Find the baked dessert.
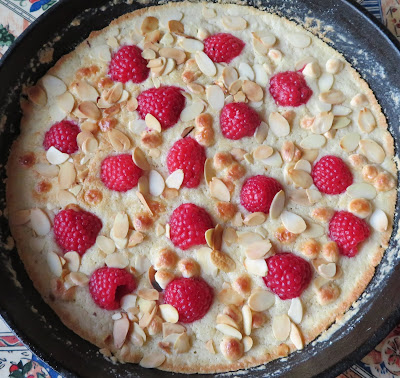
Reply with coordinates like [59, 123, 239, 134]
[6, 1, 397, 373]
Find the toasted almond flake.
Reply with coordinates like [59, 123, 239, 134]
[238, 63, 254, 81]
[213, 224, 223, 251]
[181, 126, 195, 138]
[187, 82, 204, 94]
[167, 19, 184, 33]
[206, 85, 225, 110]
[57, 190, 77, 207]
[109, 129, 131, 151]
[290, 323, 304, 350]
[133, 322, 147, 343]
[27, 85, 47, 106]
[359, 139, 385, 163]
[244, 153, 254, 164]
[358, 108, 376, 133]
[289, 169, 313, 189]
[223, 227, 237, 246]
[63, 251, 80, 272]
[132, 147, 151, 171]
[216, 324, 243, 340]
[73, 80, 99, 102]
[46, 146, 69, 165]
[245, 239, 272, 259]
[205, 340, 216, 354]
[147, 57, 165, 68]
[30, 208, 51, 236]
[162, 58, 176, 76]
[370, 209, 388, 232]
[294, 160, 311, 173]
[96, 235, 116, 254]
[149, 170, 165, 197]
[159, 47, 186, 65]
[159, 304, 179, 323]
[209, 178, 230, 202]
[254, 122, 269, 144]
[12, 209, 31, 226]
[351, 93, 369, 107]
[288, 33, 311, 48]
[332, 105, 352, 116]
[311, 112, 334, 134]
[195, 51, 216, 77]
[217, 314, 240, 329]
[243, 212, 266, 226]
[332, 116, 351, 130]
[162, 323, 186, 338]
[165, 169, 184, 190]
[272, 314, 291, 341]
[252, 64, 268, 87]
[318, 72, 334, 92]
[244, 258, 268, 276]
[239, 305, 252, 336]
[139, 352, 165, 369]
[42, 75, 66, 97]
[197, 246, 218, 276]
[248, 289, 275, 312]
[144, 113, 162, 132]
[262, 151, 283, 168]
[113, 212, 129, 239]
[180, 101, 205, 122]
[142, 48, 157, 60]
[303, 62, 321, 78]
[56, 91, 74, 113]
[120, 294, 137, 312]
[229, 79, 242, 95]
[252, 30, 276, 48]
[242, 336, 253, 353]
[35, 163, 59, 178]
[58, 162, 76, 189]
[141, 16, 158, 35]
[237, 231, 263, 246]
[105, 253, 129, 269]
[211, 249, 236, 273]
[267, 190, 285, 220]
[318, 262, 337, 278]
[306, 189, 322, 205]
[222, 66, 239, 88]
[319, 89, 345, 104]
[268, 112, 290, 137]
[340, 132, 360, 152]
[138, 288, 159, 301]
[326, 58, 344, 74]
[69, 272, 89, 286]
[346, 183, 376, 200]
[174, 332, 190, 353]
[181, 38, 204, 53]
[288, 298, 303, 324]
[82, 137, 98, 155]
[222, 16, 247, 31]
[281, 211, 306, 234]
[242, 80, 263, 102]
[47, 251, 62, 277]
[300, 134, 326, 149]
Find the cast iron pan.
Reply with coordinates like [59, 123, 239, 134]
[0, 0, 399, 376]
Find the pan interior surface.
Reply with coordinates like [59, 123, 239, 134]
[0, 1, 399, 377]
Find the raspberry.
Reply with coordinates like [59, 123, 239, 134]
[89, 267, 136, 310]
[137, 86, 185, 129]
[329, 211, 370, 257]
[169, 203, 213, 250]
[204, 33, 245, 63]
[164, 277, 213, 323]
[240, 175, 283, 213]
[43, 120, 80, 154]
[263, 252, 312, 300]
[101, 154, 142, 192]
[269, 71, 313, 107]
[311, 155, 353, 195]
[167, 137, 206, 188]
[54, 208, 102, 255]
[108, 45, 149, 83]
[220, 102, 261, 140]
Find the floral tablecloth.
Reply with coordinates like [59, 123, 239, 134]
[1, 0, 400, 377]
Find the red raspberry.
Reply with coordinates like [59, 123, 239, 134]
[101, 154, 142, 192]
[89, 267, 136, 310]
[269, 71, 313, 107]
[311, 155, 353, 195]
[108, 45, 149, 83]
[220, 102, 261, 140]
[164, 277, 213, 323]
[240, 175, 283, 213]
[169, 203, 213, 250]
[263, 253, 312, 300]
[167, 137, 206, 188]
[43, 120, 80, 154]
[54, 208, 102, 255]
[204, 33, 245, 63]
[329, 211, 370, 257]
[137, 86, 185, 129]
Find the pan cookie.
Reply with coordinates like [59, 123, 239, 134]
[7, 1, 396, 373]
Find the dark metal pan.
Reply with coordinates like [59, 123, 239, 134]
[0, 0, 399, 377]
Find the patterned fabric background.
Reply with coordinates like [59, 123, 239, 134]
[0, 0, 400, 377]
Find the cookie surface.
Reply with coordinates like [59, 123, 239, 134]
[6, 1, 397, 373]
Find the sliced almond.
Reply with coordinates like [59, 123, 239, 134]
[358, 108, 376, 133]
[135, 191, 153, 215]
[229, 79, 242, 95]
[288, 33, 311, 48]
[303, 62, 321, 78]
[254, 122, 268, 144]
[197, 247, 218, 276]
[311, 112, 334, 134]
[290, 323, 304, 350]
[281, 211, 306, 234]
[217, 314, 240, 329]
[288, 298, 303, 324]
[222, 66, 239, 88]
[159, 304, 179, 323]
[30, 208, 51, 236]
[272, 314, 291, 341]
[69, 272, 89, 286]
[165, 169, 184, 190]
[162, 58, 176, 75]
[300, 134, 326, 149]
[245, 239, 272, 260]
[96, 235, 115, 255]
[253, 145, 273, 160]
[141, 16, 159, 35]
[242, 80, 263, 102]
[304, 222, 324, 238]
[162, 323, 186, 338]
[370, 209, 388, 232]
[306, 189, 322, 205]
[112, 212, 129, 239]
[180, 101, 204, 122]
[242, 305, 252, 336]
[41, 75, 66, 97]
[253, 64, 269, 87]
[213, 224, 223, 251]
[243, 336, 253, 352]
[139, 352, 165, 369]
[132, 147, 151, 171]
[35, 163, 59, 178]
[289, 169, 312, 189]
[319, 89, 345, 105]
[332, 116, 351, 130]
[211, 249, 236, 273]
[318, 72, 334, 92]
[205, 339, 216, 354]
[56, 91, 74, 113]
[138, 288, 159, 301]
[359, 139, 385, 163]
[181, 38, 204, 53]
[351, 93, 369, 107]
[244, 258, 268, 276]
[210, 178, 230, 202]
[326, 58, 344, 74]
[105, 253, 129, 269]
[108, 129, 131, 151]
[62, 251, 80, 272]
[47, 251, 62, 277]
[346, 183, 376, 200]
[237, 232, 263, 246]
[195, 51, 216, 77]
[294, 160, 311, 173]
[113, 313, 129, 349]
[73, 80, 98, 102]
[204, 158, 216, 184]
[174, 332, 190, 353]
[216, 324, 243, 340]
[58, 162, 75, 189]
[27, 85, 47, 106]
[262, 151, 283, 167]
[222, 16, 247, 31]
[142, 48, 156, 60]
[206, 85, 225, 110]
[159, 47, 186, 65]
[145, 113, 162, 132]
[167, 20, 184, 34]
[205, 228, 214, 249]
[340, 132, 360, 152]
[318, 262, 337, 279]
[46, 146, 69, 165]
[187, 82, 205, 94]
[269, 112, 290, 137]
[149, 170, 165, 197]
[223, 227, 237, 246]
[248, 289, 275, 312]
